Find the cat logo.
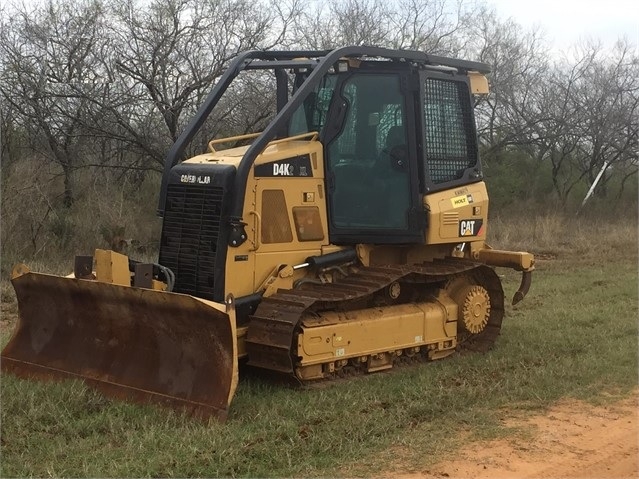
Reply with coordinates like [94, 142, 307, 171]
[273, 163, 294, 176]
[459, 219, 484, 237]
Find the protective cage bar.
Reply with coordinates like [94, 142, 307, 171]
[156, 46, 490, 218]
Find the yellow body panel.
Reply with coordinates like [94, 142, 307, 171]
[95, 249, 130, 286]
[475, 248, 535, 271]
[187, 138, 334, 299]
[423, 182, 489, 244]
[297, 296, 457, 367]
[468, 71, 490, 95]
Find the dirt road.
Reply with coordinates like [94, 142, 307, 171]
[401, 392, 638, 479]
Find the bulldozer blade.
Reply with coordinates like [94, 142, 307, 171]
[1, 272, 238, 422]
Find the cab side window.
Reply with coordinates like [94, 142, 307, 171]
[423, 78, 478, 185]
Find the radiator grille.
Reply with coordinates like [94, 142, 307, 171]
[159, 184, 224, 300]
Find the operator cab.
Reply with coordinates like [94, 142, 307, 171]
[288, 60, 482, 244]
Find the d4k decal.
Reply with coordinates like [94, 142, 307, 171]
[254, 154, 313, 178]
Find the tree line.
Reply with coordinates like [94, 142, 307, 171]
[1, 0, 637, 211]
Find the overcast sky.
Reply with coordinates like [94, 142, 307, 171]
[488, 0, 638, 53]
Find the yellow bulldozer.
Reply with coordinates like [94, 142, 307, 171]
[2, 46, 534, 421]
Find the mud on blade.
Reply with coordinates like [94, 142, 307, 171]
[1, 272, 238, 421]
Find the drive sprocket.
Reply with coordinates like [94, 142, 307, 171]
[446, 269, 503, 351]
[457, 285, 491, 334]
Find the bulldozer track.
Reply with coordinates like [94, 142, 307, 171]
[246, 258, 504, 382]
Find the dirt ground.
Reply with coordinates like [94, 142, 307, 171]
[395, 392, 638, 479]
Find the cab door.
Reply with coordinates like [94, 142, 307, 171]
[323, 71, 425, 244]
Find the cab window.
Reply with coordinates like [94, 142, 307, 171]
[326, 74, 411, 231]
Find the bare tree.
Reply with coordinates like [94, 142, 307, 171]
[527, 40, 639, 205]
[291, 0, 474, 55]
[1, 0, 635, 214]
[0, 96, 21, 169]
[0, 0, 109, 206]
[291, 0, 389, 49]
[388, 0, 475, 55]
[95, 0, 301, 168]
[572, 40, 639, 199]
[465, 7, 550, 155]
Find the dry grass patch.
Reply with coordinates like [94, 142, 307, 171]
[488, 213, 638, 260]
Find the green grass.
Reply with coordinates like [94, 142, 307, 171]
[1, 255, 637, 477]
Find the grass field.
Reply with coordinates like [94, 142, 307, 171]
[1, 216, 637, 477]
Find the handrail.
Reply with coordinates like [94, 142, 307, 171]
[208, 131, 319, 154]
[248, 210, 261, 252]
[268, 131, 319, 145]
[208, 133, 262, 153]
